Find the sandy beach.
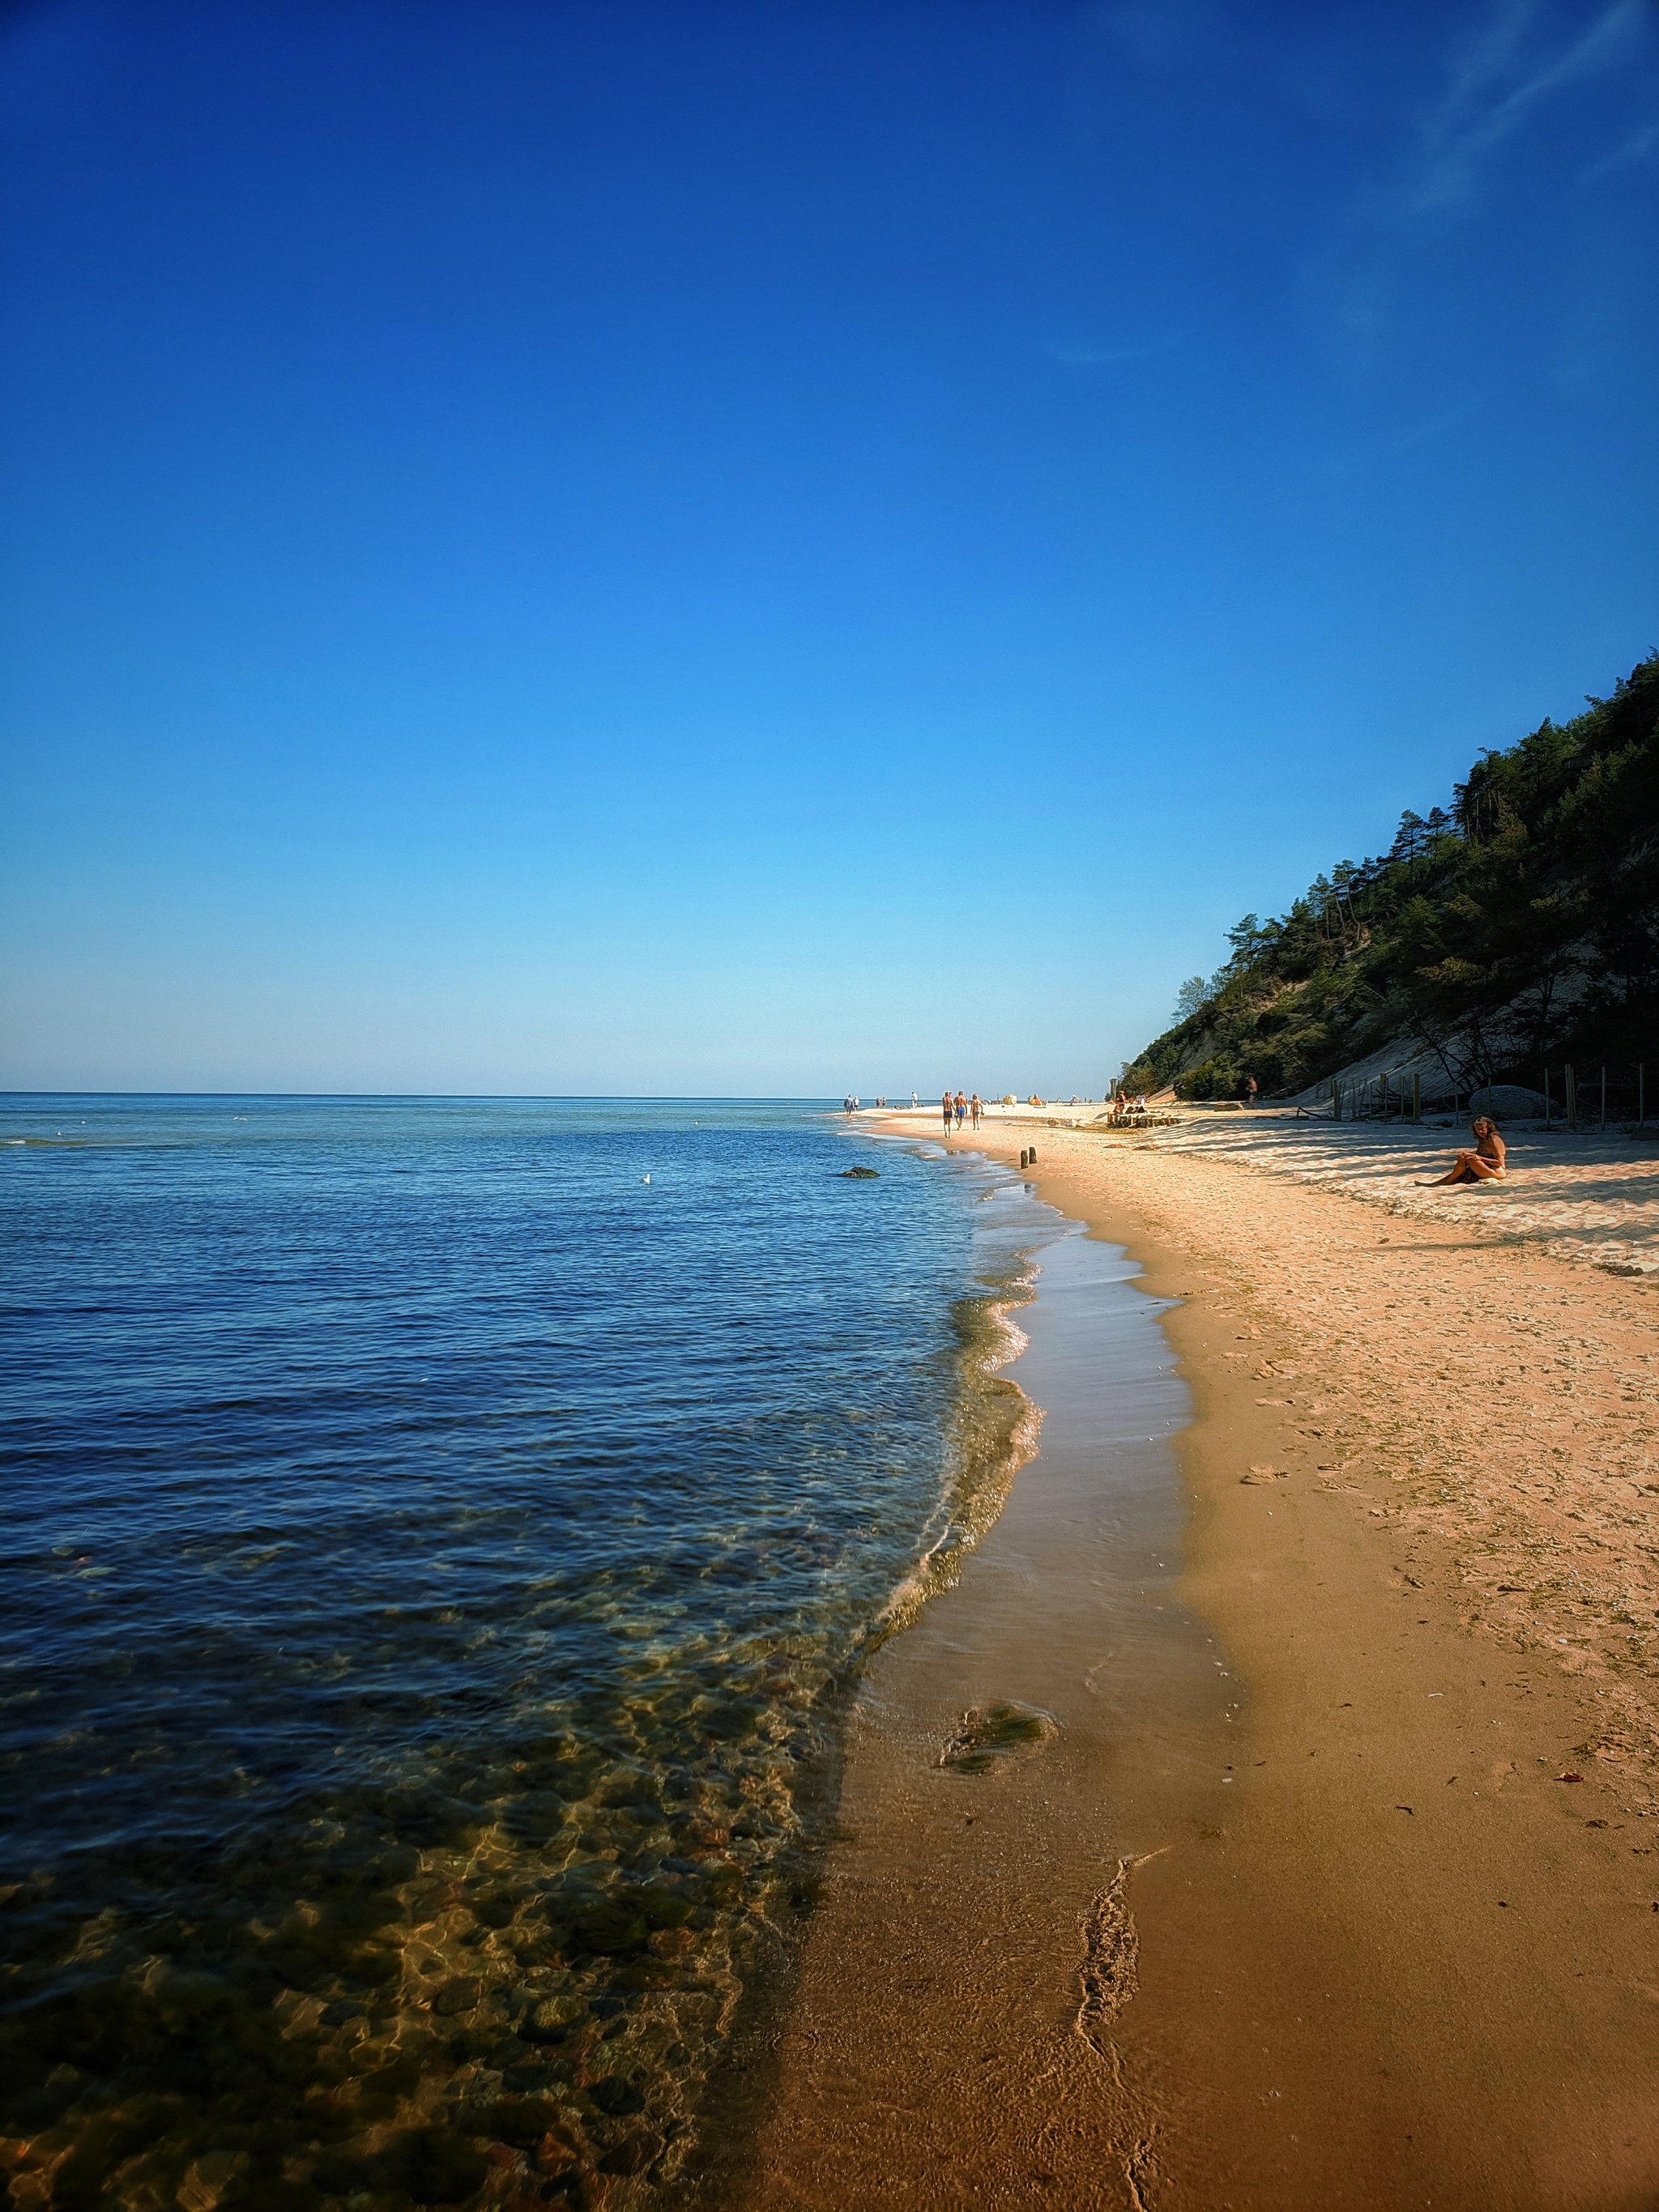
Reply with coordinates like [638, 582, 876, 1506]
[726, 1107, 1659, 2210]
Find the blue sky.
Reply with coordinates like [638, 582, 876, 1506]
[3, 0, 1656, 1095]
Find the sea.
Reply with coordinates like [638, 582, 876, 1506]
[1, 1096, 1049, 2208]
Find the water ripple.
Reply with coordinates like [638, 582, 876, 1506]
[0, 1097, 1038, 2206]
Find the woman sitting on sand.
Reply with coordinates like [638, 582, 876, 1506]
[1421, 1115, 1507, 1186]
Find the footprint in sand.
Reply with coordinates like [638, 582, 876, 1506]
[939, 1699, 1058, 1772]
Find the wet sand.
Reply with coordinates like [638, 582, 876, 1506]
[734, 1118, 1659, 2210]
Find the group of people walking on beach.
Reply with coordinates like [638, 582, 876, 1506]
[847, 1085, 1512, 1191]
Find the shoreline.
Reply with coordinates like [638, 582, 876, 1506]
[736, 1113, 1659, 2207]
[721, 1189, 1225, 2209]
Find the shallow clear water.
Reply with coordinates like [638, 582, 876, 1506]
[0, 1097, 1038, 2208]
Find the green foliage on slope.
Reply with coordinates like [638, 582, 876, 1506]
[1123, 654, 1659, 1102]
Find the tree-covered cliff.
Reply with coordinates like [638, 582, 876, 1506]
[1123, 654, 1659, 1102]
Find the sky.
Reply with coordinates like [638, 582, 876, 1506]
[2, 0, 1657, 1097]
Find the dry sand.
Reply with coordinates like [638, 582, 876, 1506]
[1116, 1108, 1659, 1277]
[723, 1110, 1659, 2211]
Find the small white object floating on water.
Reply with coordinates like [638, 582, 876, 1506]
[642, 1173, 651, 1183]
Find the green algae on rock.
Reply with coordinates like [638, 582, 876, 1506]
[939, 1699, 1059, 1773]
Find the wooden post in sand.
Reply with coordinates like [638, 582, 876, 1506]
[1412, 1072, 1421, 1123]
[1565, 1064, 1577, 1131]
[1331, 1080, 1341, 1121]
[1543, 1068, 1552, 1128]
[1380, 1072, 1390, 1121]
[1640, 1064, 1646, 1127]
[1601, 1068, 1607, 1131]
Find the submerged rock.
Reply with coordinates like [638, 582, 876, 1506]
[591, 2073, 646, 2116]
[478, 2093, 567, 2146]
[518, 1992, 588, 2044]
[600, 2128, 663, 2175]
[574, 1899, 650, 1954]
[838, 1166, 880, 1178]
[636, 1882, 693, 1929]
[940, 1700, 1058, 1773]
[364, 2128, 487, 2203]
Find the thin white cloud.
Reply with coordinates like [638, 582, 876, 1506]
[1094, 0, 1221, 66]
[1404, 0, 1650, 211]
[1320, 407, 1468, 481]
[1581, 117, 1659, 178]
[1047, 337, 1180, 369]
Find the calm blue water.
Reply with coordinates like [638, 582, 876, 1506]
[0, 1097, 1040, 2206]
